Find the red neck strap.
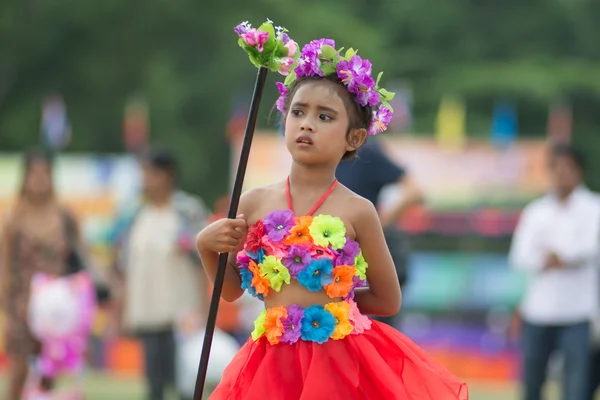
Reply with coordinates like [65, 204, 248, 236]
[286, 176, 338, 217]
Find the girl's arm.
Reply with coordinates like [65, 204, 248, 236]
[352, 198, 402, 316]
[196, 191, 256, 303]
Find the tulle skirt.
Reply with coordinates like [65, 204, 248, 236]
[209, 320, 469, 400]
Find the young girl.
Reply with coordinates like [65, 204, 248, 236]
[196, 36, 469, 399]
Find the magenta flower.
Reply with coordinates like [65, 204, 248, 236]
[368, 104, 393, 135]
[336, 55, 373, 93]
[334, 238, 361, 266]
[236, 250, 251, 269]
[282, 245, 312, 278]
[294, 52, 322, 77]
[356, 85, 381, 107]
[281, 304, 304, 344]
[275, 82, 287, 113]
[263, 210, 296, 243]
[241, 28, 269, 52]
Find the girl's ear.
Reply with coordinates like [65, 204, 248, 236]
[346, 128, 367, 152]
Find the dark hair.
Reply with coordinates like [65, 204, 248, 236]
[549, 141, 585, 172]
[143, 148, 179, 177]
[280, 75, 372, 160]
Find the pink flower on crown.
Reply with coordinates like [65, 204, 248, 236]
[368, 104, 393, 135]
[241, 28, 269, 52]
[285, 40, 298, 57]
[276, 82, 287, 113]
[279, 57, 294, 76]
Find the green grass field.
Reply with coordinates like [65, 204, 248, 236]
[0, 372, 583, 400]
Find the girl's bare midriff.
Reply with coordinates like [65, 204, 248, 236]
[264, 280, 343, 309]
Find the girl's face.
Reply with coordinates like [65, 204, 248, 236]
[23, 159, 53, 198]
[284, 81, 358, 166]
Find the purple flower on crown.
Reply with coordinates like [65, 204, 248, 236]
[281, 304, 304, 344]
[336, 55, 380, 107]
[282, 245, 312, 278]
[263, 210, 296, 243]
[275, 82, 288, 113]
[294, 38, 336, 78]
[334, 238, 361, 266]
[368, 104, 393, 135]
[234, 21, 251, 36]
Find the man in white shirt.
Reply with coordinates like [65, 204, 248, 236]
[112, 149, 209, 400]
[509, 142, 600, 400]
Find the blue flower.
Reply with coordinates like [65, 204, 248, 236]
[240, 268, 253, 290]
[300, 305, 336, 343]
[246, 248, 265, 264]
[297, 258, 334, 292]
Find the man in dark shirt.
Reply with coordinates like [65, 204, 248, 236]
[336, 137, 424, 328]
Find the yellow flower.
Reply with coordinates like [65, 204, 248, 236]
[259, 255, 291, 292]
[324, 301, 354, 340]
[354, 251, 368, 280]
[309, 215, 347, 250]
[251, 309, 267, 341]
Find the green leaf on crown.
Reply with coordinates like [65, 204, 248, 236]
[320, 45, 338, 60]
[284, 70, 297, 86]
[344, 48, 356, 60]
[378, 88, 395, 101]
[381, 99, 394, 113]
[375, 72, 383, 88]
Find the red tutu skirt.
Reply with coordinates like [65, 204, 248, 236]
[209, 320, 468, 400]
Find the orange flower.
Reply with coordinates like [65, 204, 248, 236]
[284, 216, 314, 246]
[325, 265, 356, 298]
[264, 306, 288, 345]
[249, 260, 269, 296]
[324, 301, 354, 340]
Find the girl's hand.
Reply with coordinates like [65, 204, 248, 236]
[196, 214, 248, 254]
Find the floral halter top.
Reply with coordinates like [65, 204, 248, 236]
[237, 178, 371, 345]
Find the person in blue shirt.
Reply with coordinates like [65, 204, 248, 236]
[335, 137, 424, 328]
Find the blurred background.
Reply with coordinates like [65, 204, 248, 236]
[1, 0, 600, 399]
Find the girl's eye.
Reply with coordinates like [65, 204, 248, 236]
[319, 114, 332, 121]
[291, 109, 303, 116]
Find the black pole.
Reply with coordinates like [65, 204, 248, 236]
[193, 66, 269, 399]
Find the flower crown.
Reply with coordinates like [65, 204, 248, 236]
[235, 20, 395, 135]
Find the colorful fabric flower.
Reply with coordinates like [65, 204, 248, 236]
[246, 247, 265, 264]
[279, 56, 294, 76]
[281, 245, 312, 278]
[336, 55, 373, 94]
[311, 244, 335, 260]
[258, 255, 290, 292]
[324, 301, 354, 340]
[325, 265, 356, 298]
[237, 250, 251, 269]
[348, 299, 371, 334]
[263, 210, 296, 243]
[261, 235, 287, 259]
[334, 238, 360, 266]
[251, 309, 267, 341]
[354, 251, 368, 280]
[309, 215, 347, 249]
[368, 104, 393, 136]
[275, 82, 287, 113]
[284, 215, 314, 246]
[300, 305, 336, 344]
[245, 220, 264, 253]
[264, 306, 288, 345]
[297, 258, 334, 292]
[240, 28, 269, 52]
[281, 305, 304, 344]
[240, 268, 253, 291]
[249, 260, 270, 296]
[346, 275, 368, 300]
